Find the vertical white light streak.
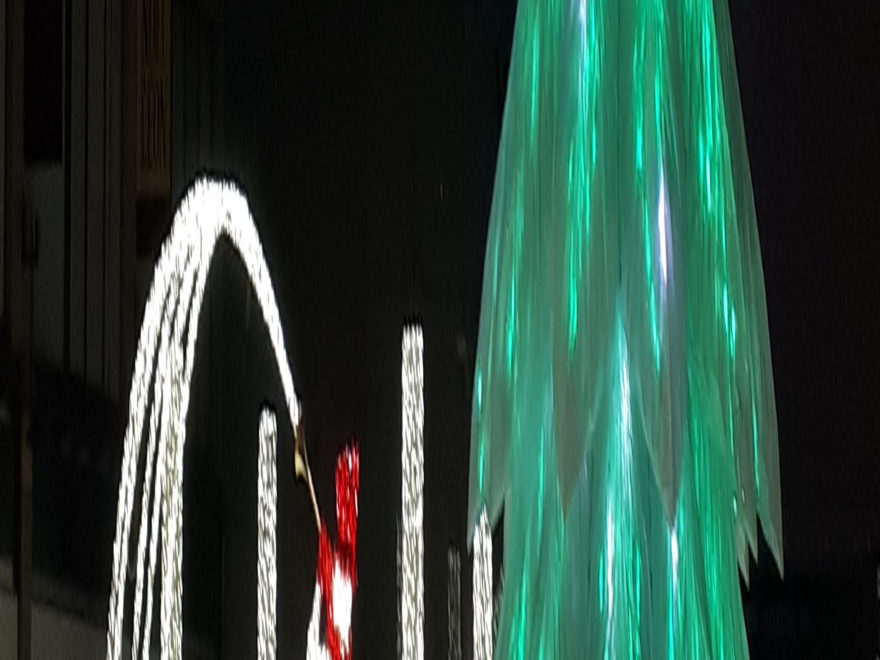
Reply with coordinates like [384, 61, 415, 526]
[473, 508, 493, 660]
[397, 520, 403, 659]
[305, 564, 355, 660]
[658, 169, 669, 287]
[106, 179, 302, 660]
[307, 582, 330, 660]
[333, 564, 354, 655]
[162, 335, 188, 659]
[447, 547, 461, 660]
[400, 323, 424, 660]
[668, 522, 679, 658]
[258, 409, 278, 660]
[131, 292, 173, 660]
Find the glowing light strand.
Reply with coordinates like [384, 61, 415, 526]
[396, 521, 403, 658]
[258, 409, 278, 660]
[131, 286, 173, 660]
[106, 179, 301, 660]
[400, 324, 424, 660]
[473, 508, 493, 660]
[307, 582, 330, 660]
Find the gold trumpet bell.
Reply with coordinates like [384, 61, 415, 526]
[293, 416, 322, 533]
[294, 418, 308, 482]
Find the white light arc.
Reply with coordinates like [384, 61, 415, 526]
[106, 178, 301, 660]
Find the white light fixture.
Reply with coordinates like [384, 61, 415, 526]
[107, 179, 301, 660]
[258, 409, 278, 660]
[658, 168, 670, 287]
[400, 323, 424, 660]
[333, 562, 354, 655]
[307, 582, 330, 660]
[473, 508, 493, 660]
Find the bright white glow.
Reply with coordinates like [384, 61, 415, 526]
[447, 547, 461, 660]
[307, 582, 330, 660]
[400, 324, 424, 660]
[333, 563, 353, 655]
[258, 409, 278, 660]
[307, 535, 355, 660]
[397, 521, 403, 658]
[658, 169, 669, 286]
[131, 303, 172, 660]
[106, 179, 301, 660]
[473, 508, 493, 660]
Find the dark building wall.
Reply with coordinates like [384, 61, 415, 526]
[25, 0, 130, 629]
[65, 0, 124, 397]
[0, 0, 5, 313]
[22, 0, 230, 403]
[7, 1, 231, 657]
[0, 0, 8, 567]
[171, 0, 228, 201]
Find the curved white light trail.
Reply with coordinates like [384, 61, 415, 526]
[106, 178, 301, 660]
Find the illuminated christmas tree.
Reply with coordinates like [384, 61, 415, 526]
[467, 0, 782, 657]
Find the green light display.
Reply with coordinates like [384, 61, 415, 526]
[467, 0, 782, 657]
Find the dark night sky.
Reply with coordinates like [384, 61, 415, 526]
[212, 2, 517, 657]
[728, 0, 880, 550]
[725, 2, 880, 653]
[188, 0, 878, 657]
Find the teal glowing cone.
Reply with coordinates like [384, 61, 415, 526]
[467, 0, 782, 657]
